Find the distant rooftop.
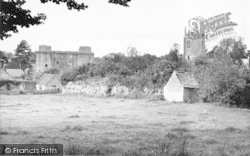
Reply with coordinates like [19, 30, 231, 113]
[6, 69, 24, 78]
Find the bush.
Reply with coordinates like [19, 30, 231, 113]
[61, 70, 78, 84]
[193, 53, 250, 107]
[43, 67, 61, 75]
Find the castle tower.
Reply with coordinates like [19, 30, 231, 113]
[183, 25, 205, 61]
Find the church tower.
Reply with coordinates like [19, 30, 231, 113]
[183, 25, 205, 61]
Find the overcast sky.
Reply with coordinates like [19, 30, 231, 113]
[0, 0, 249, 57]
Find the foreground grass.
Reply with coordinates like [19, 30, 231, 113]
[62, 127, 250, 156]
[2, 126, 247, 156]
[1, 94, 250, 156]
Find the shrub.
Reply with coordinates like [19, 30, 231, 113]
[43, 67, 61, 75]
[61, 69, 78, 84]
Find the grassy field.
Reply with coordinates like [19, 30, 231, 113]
[0, 94, 250, 156]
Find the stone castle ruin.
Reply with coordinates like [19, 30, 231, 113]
[35, 45, 94, 73]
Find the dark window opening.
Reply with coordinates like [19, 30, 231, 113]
[188, 56, 190, 60]
[56, 61, 59, 65]
[187, 41, 191, 49]
[7, 84, 10, 90]
[45, 64, 48, 67]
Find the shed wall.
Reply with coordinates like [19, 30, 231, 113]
[164, 72, 184, 102]
[183, 88, 199, 103]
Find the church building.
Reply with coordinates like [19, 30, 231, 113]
[183, 27, 205, 61]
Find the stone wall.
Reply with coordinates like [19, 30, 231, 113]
[62, 80, 129, 96]
[62, 79, 163, 98]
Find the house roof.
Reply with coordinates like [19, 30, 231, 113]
[6, 69, 24, 78]
[37, 74, 56, 85]
[0, 68, 12, 81]
[175, 71, 199, 88]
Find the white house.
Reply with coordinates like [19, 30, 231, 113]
[164, 71, 199, 103]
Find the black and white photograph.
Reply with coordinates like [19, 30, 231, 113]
[0, 0, 250, 155]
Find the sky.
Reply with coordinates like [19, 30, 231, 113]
[0, 0, 249, 57]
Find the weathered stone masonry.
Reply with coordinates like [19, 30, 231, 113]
[35, 45, 94, 74]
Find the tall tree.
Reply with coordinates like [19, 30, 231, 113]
[126, 46, 138, 57]
[15, 40, 31, 57]
[0, 51, 8, 68]
[0, 0, 131, 40]
[13, 40, 32, 70]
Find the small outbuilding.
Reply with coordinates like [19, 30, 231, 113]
[0, 68, 36, 93]
[164, 71, 199, 103]
[36, 74, 62, 91]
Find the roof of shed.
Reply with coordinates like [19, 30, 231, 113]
[0, 68, 12, 81]
[175, 71, 199, 88]
[37, 74, 55, 85]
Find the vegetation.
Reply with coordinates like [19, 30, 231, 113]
[5, 40, 35, 71]
[60, 36, 250, 107]
[61, 45, 182, 93]
[193, 37, 250, 107]
[43, 67, 61, 75]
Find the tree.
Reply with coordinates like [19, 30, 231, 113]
[0, 51, 8, 68]
[126, 46, 138, 57]
[15, 40, 31, 57]
[210, 37, 247, 65]
[7, 40, 33, 70]
[0, 0, 131, 40]
[193, 52, 250, 107]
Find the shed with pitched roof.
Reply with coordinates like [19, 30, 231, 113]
[163, 71, 199, 103]
[36, 74, 62, 91]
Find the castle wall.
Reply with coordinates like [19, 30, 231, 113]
[36, 52, 52, 73]
[35, 46, 94, 74]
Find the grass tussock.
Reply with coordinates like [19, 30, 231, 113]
[61, 125, 86, 132]
[68, 114, 80, 118]
[72, 125, 85, 131]
[203, 138, 218, 144]
[0, 130, 9, 135]
[179, 121, 196, 125]
[17, 130, 30, 134]
[224, 126, 238, 132]
[171, 127, 190, 133]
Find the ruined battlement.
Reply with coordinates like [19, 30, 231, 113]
[37, 46, 94, 55]
[39, 45, 52, 52]
[79, 46, 91, 53]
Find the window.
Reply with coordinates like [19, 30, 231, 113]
[45, 64, 48, 67]
[56, 61, 59, 65]
[7, 84, 10, 90]
[187, 41, 191, 49]
[188, 56, 190, 60]
[52, 85, 56, 87]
